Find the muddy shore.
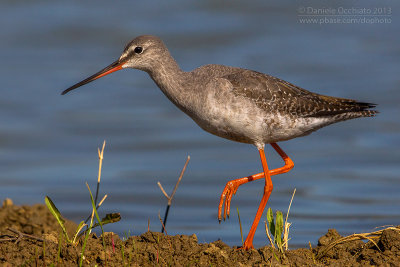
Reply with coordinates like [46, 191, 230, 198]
[0, 201, 399, 266]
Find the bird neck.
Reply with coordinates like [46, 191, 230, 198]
[147, 55, 193, 111]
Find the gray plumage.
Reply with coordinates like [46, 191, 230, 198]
[64, 35, 378, 149]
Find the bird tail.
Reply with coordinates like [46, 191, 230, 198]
[313, 94, 379, 118]
[349, 101, 379, 117]
[326, 100, 379, 122]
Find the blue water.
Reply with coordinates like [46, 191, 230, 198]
[0, 1, 399, 248]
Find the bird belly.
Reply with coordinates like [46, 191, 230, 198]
[190, 93, 271, 145]
[189, 95, 333, 146]
[262, 114, 333, 143]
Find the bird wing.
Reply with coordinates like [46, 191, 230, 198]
[222, 69, 376, 118]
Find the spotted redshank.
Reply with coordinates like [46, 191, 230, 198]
[62, 35, 377, 250]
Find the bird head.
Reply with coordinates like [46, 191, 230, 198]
[62, 35, 167, 95]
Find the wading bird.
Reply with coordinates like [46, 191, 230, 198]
[63, 35, 377, 249]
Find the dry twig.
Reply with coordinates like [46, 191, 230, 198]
[283, 188, 296, 250]
[265, 221, 276, 249]
[158, 155, 190, 233]
[317, 226, 400, 259]
[84, 141, 106, 224]
[158, 211, 168, 235]
[0, 228, 44, 243]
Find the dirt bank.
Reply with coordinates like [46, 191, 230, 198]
[0, 201, 399, 266]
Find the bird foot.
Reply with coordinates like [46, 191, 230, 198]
[237, 241, 255, 250]
[218, 180, 240, 221]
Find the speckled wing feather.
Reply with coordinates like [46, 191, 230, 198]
[223, 69, 378, 119]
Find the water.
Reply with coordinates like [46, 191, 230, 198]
[0, 1, 399, 248]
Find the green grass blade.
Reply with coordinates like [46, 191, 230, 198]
[121, 243, 125, 267]
[86, 183, 106, 235]
[236, 207, 244, 246]
[275, 211, 284, 249]
[45, 196, 71, 243]
[42, 240, 46, 264]
[270, 247, 280, 263]
[56, 231, 63, 264]
[80, 215, 94, 267]
[72, 221, 86, 244]
[267, 207, 275, 239]
[86, 182, 107, 265]
[90, 213, 121, 229]
[80, 185, 96, 267]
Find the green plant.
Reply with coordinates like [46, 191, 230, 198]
[123, 230, 132, 241]
[265, 188, 296, 253]
[268, 208, 283, 248]
[42, 240, 46, 265]
[80, 203, 95, 267]
[56, 231, 63, 265]
[86, 181, 107, 266]
[45, 196, 83, 244]
[121, 243, 125, 266]
[236, 206, 244, 246]
[45, 141, 121, 266]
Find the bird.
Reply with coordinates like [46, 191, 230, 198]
[62, 35, 377, 250]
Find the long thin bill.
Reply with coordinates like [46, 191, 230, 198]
[62, 59, 125, 95]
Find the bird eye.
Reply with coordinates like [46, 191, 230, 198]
[134, 47, 143, 54]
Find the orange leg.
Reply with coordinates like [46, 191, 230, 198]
[217, 143, 294, 250]
[218, 143, 294, 221]
[242, 148, 272, 249]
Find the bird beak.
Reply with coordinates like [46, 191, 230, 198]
[62, 59, 126, 95]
